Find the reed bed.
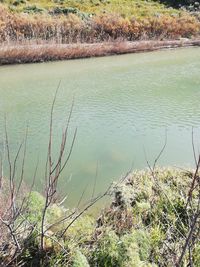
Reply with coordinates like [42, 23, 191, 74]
[1, 39, 200, 65]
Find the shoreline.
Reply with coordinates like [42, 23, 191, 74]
[0, 39, 200, 65]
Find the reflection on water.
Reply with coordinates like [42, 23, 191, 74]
[0, 47, 200, 207]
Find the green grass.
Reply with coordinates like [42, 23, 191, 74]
[5, 0, 179, 18]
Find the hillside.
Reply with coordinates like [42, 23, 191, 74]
[2, 0, 179, 18]
[0, 0, 200, 63]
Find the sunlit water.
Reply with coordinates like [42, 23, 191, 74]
[0, 47, 200, 208]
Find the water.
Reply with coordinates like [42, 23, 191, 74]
[0, 47, 200, 207]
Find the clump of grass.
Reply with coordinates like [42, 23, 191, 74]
[89, 168, 200, 266]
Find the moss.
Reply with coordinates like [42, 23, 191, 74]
[64, 215, 95, 259]
[90, 228, 154, 267]
[193, 244, 200, 267]
[95, 168, 199, 266]
[72, 250, 90, 267]
[27, 191, 45, 223]
[120, 230, 152, 266]
[94, 229, 120, 266]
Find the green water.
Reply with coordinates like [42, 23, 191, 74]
[0, 47, 200, 207]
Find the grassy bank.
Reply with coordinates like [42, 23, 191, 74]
[1, 1, 200, 64]
[0, 0, 180, 18]
[0, 168, 199, 266]
[1, 39, 200, 65]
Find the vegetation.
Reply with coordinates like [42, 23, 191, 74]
[1, 39, 200, 65]
[0, 2, 200, 264]
[0, 0, 200, 45]
[0, 168, 199, 266]
[0, 0, 200, 63]
[0, 0, 180, 18]
[159, 0, 200, 9]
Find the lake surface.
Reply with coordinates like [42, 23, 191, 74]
[0, 47, 200, 207]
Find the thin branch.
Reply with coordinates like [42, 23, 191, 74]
[176, 210, 200, 267]
[60, 184, 112, 238]
[192, 127, 197, 167]
[153, 129, 167, 171]
[91, 161, 98, 200]
[59, 127, 77, 174]
[16, 125, 28, 198]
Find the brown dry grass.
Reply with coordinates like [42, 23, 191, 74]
[0, 4, 200, 44]
[0, 39, 200, 65]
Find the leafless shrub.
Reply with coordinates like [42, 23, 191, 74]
[0, 84, 111, 266]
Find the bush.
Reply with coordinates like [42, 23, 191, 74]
[23, 5, 45, 14]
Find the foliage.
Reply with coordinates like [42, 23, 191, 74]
[90, 168, 200, 266]
[2, 0, 179, 18]
[23, 5, 45, 13]
[0, 0, 200, 44]
[0, 3, 199, 44]
[0, 168, 199, 266]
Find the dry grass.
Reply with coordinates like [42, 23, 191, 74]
[0, 4, 200, 44]
[0, 39, 200, 65]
